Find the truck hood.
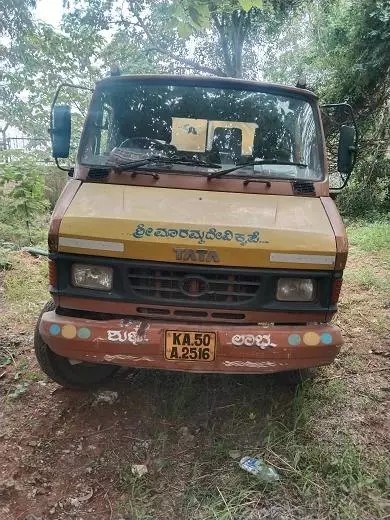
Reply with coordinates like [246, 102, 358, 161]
[58, 183, 336, 270]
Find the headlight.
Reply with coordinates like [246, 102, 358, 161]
[276, 278, 315, 302]
[71, 264, 113, 291]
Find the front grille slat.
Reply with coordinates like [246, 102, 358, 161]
[131, 285, 185, 293]
[128, 264, 262, 305]
[128, 275, 261, 286]
[128, 274, 182, 281]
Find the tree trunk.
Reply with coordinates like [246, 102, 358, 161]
[0, 123, 8, 151]
[211, 12, 235, 77]
[212, 10, 250, 78]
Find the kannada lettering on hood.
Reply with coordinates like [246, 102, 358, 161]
[132, 225, 268, 246]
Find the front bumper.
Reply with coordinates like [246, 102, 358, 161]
[40, 311, 343, 374]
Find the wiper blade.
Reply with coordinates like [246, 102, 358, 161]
[208, 159, 308, 179]
[113, 155, 222, 173]
[176, 158, 222, 169]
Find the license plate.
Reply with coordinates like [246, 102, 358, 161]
[165, 331, 216, 361]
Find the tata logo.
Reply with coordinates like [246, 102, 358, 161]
[174, 248, 220, 263]
[180, 275, 209, 297]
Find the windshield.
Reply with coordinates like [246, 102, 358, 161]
[80, 81, 324, 181]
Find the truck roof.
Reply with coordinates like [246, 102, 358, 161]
[96, 74, 318, 100]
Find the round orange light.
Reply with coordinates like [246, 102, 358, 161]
[62, 324, 77, 339]
[303, 332, 320, 346]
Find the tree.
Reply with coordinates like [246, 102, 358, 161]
[268, 0, 390, 215]
[63, 0, 220, 75]
[0, 0, 37, 132]
[0, 0, 36, 37]
[265, 0, 390, 113]
[63, 0, 309, 78]
[173, 0, 306, 77]
[1, 20, 103, 137]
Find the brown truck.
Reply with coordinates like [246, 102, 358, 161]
[34, 74, 357, 389]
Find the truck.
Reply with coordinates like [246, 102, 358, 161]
[34, 74, 357, 389]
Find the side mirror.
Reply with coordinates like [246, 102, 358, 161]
[338, 125, 356, 174]
[51, 105, 71, 158]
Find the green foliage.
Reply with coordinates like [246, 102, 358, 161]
[337, 179, 390, 221]
[263, 0, 390, 218]
[0, 155, 48, 217]
[7, 382, 29, 400]
[346, 265, 390, 294]
[1, 19, 100, 137]
[0, 0, 35, 37]
[326, 0, 390, 110]
[170, 0, 309, 77]
[172, 0, 263, 32]
[264, 0, 390, 107]
[1, 0, 323, 138]
[0, 153, 49, 246]
[2, 251, 48, 325]
[0, 248, 12, 270]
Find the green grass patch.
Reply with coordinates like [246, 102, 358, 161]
[116, 373, 389, 520]
[14, 356, 42, 382]
[345, 266, 390, 294]
[348, 222, 390, 253]
[253, 380, 388, 520]
[181, 481, 264, 520]
[346, 222, 390, 299]
[118, 465, 160, 520]
[2, 252, 48, 324]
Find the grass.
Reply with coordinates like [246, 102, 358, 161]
[113, 373, 389, 520]
[348, 222, 390, 252]
[0, 210, 48, 250]
[1, 251, 49, 326]
[14, 355, 43, 382]
[346, 266, 390, 293]
[260, 380, 389, 519]
[119, 467, 159, 520]
[345, 221, 390, 299]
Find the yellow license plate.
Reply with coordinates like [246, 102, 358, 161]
[165, 331, 216, 361]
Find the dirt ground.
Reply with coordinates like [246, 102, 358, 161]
[0, 244, 389, 520]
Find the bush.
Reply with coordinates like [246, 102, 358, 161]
[0, 153, 50, 247]
[336, 177, 390, 221]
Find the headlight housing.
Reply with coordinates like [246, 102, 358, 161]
[276, 278, 315, 302]
[71, 264, 113, 291]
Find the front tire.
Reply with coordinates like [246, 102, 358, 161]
[34, 300, 118, 390]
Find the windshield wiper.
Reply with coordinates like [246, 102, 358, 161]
[208, 159, 308, 179]
[112, 155, 222, 173]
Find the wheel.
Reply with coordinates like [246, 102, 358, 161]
[34, 300, 118, 390]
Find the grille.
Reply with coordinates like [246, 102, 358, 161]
[128, 265, 262, 304]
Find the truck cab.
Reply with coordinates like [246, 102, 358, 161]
[34, 74, 356, 389]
